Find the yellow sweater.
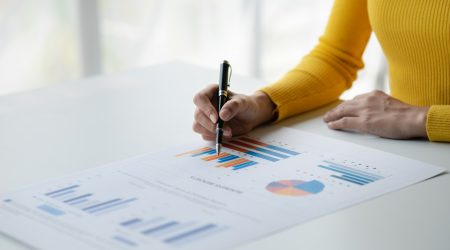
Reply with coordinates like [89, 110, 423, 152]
[261, 0, 450, 142]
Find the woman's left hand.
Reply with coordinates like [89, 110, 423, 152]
[323, 90, 429, 139]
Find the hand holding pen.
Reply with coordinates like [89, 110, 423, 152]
[192, 60, 276, 144]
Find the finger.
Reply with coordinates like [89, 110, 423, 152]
[202, 134, 216, 141]
[193, 84, 219, 123]
[327, 117, 364, 132]
[223, 126, 232, 137]
[201, 132, 232, 141]
[192, 120, 232, 138]
[323, 102, 359, 123]
[219, 95, 249, 121]
[194, 108, 233, 136]
[192, 121, 215, 137]
[194, 108, 216, 133]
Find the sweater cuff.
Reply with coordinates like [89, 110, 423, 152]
[426, 105, 450, 142]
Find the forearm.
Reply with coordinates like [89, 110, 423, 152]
[260, 0, 371, 122]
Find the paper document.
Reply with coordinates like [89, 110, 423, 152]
[0, 127, 444, 250]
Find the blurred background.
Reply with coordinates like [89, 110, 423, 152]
[0, 0, 387, 98]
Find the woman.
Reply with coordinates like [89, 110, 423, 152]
[192, 0, 450, 142]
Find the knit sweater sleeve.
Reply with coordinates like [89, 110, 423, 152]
[260, 0, 372, 121]
[426, 106, 450, 142]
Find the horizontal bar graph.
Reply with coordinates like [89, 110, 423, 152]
[119, 217, 226, 247]
[318, 161, 384, 185]
[221, 143, 279, 162]
[44, 185, 137, 215]
[176, 136, 300, 170]
[176, 147, 258, 170]
[223, 137, 300, 162]
[238, 137, 300, 156]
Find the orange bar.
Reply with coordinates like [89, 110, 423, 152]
[175, 147, 211, 157]
[216, 158, 248, 168]
[238, 137, 268, 147]
[202, 153, 229, 161]
[230, 140, 257, 150]
[222, 143, 248, 153]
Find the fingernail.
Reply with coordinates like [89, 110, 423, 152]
[224, 128, 232, 136]
[209, 113, 216, 123]
[221, 110, 230, 120]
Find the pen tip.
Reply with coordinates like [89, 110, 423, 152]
[216, 144, 221, 156]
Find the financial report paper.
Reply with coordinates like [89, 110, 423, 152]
[0, 127, 444, 250]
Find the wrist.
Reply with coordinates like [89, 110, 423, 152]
[250, 91, 277, 125]
[409, 106, 429, 138]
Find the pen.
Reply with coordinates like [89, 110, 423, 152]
[216, 60, 231, 156]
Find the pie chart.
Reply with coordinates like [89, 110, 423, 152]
[266, 179, 324, 196]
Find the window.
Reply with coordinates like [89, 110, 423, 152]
[0, 0, 386, 98]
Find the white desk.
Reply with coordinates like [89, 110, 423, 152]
[0, 62, 449, 250]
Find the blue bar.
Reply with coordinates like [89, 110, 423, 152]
[191, 149, 216, 157]
[233, 161, 258, 170]
[45, 185, 79, 196]
[151, 222, 196, 237]
[130, 217, 165, 229]
[331, 175, 365, 185]
[64, 193, 92, 203]
[113, 235, 137, 246]
[142, 221, 179, 235]
[266, 145, 300, 156]
[164, 224, 217, 243]
[217, 155, 239, 162]
[324, 160, 383, 179]
[342, 174, 371, 184]
[37, 204, 65, 216]
[319, 165, 376, 182]
[50, 190, 76, 198]
[254, 147, 289, 159]
[3, 199, 12, 202]
[88, 198, 137, 213]
[68, 198, 88, 205]
[121, 218, 142, 227]
[82, 198, 121, 211]
[245, 151, 279, 162]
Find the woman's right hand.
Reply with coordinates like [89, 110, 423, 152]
[192, 84, 276, 141]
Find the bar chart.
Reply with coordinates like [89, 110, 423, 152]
[176, 147, 258, 170]
[223, 137, 300, 162]
[318, 161, 384, 185]
[118, 216, 227, 247]
[176, 136, 300, 170]
[44, 184, 137, 215]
